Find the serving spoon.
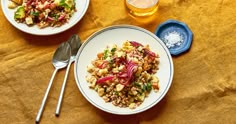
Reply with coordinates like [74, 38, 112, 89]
[55, 34, 82, 116]
[36, 42, 71, 123]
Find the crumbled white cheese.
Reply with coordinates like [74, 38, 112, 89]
[112, 67, 119, 73]
[97, 68, 108, 76]
[54, 0, 60, 5]
[87, 64, 94, 73]
[38, 3, 44, 10]
[98, 88, 105, 96]
[116, 84, 124, 91]
[25, 17, 33, 25]
[43, 1, 49, 7]
[129, 103, 136, 109]
[118, 65, 124, 71]
[137, 46, 143, 51]
[116, 51, 124, 57]
[45, 9, 51, 14]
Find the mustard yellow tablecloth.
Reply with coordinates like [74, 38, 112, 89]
[1, 0, 236, 124]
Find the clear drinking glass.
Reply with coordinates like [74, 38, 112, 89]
[125, 0, 159, 17]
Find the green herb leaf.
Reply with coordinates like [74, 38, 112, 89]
[30, 12, 39, 16]
[142, 83, 152, 92]
[49, 14, 59, 21]
[146, 82, 152, 92]
[59, 0, 66, 5]
[134, 82, 141, 88]
[103, 49, 109, 59]
[111, 48, 116, 55]
[55, 15, 59, 21]
[61, 3, 70, 9]
[142, 84, 147, 92]
[59, 0, 71, 9]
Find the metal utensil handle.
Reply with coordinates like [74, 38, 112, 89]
[55, 60, 73, 116]
[36, 68, 58, 123]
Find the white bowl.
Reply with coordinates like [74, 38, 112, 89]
[1, 0, 90, 35]
[74, 25, 174, 115]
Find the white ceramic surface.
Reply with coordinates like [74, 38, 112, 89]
[74, 25, 174, 115]
[1, 0, 89, 35]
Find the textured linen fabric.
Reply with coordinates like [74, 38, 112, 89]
[0, 0, 236, 123]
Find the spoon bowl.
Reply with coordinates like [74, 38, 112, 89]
[53, 42, 72, 68]
[68, 34, 82, 60]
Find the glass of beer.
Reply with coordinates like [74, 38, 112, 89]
[125, 0, 159, 17]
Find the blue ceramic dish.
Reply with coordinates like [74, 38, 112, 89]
[155, 20, 193, 56]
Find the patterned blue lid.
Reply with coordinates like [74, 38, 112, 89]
[155, 20, 193, 56]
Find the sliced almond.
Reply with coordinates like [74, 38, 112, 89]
[8, 1, 17, 9]
[12, 0, 23, 5]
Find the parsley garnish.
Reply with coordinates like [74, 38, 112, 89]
[111, 48, 116, 55]
[103, 49, 109, 59]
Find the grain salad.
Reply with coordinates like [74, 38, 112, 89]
[86, 41, 160, 109]
[10, 0, 76, 28]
